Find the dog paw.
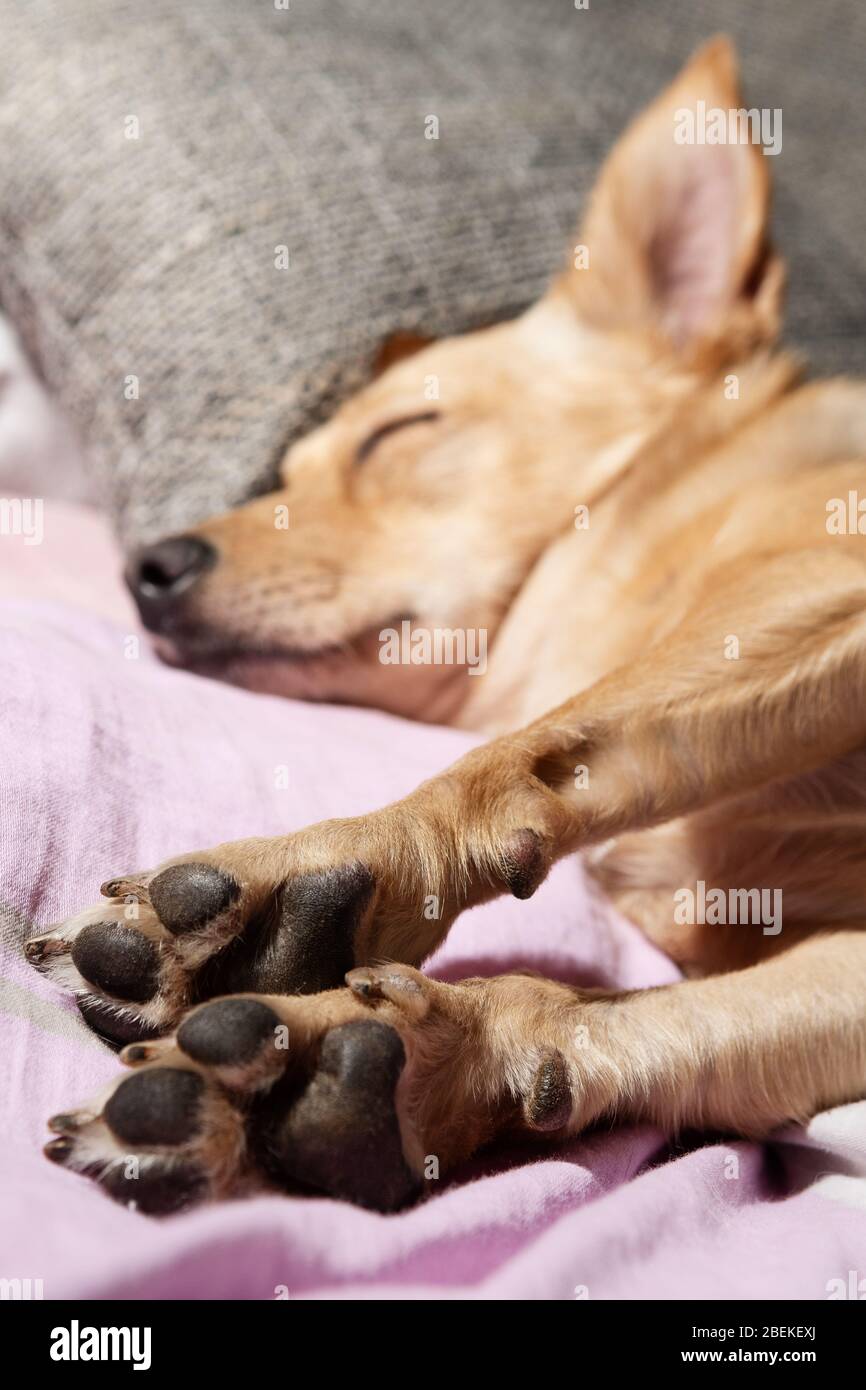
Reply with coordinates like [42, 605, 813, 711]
[26, 851, 376, 1044]
[25, 799, 553, 1044]
[42, 967, 553, 1213]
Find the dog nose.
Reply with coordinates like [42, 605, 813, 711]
[125, 536, 216, 626]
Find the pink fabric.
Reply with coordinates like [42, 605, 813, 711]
[1, 504, 864, 1300]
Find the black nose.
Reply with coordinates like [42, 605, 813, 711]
[125, 536, 216, 628]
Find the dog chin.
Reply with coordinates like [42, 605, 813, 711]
[152, 633, 351, 697]
[201, 650, 353, 701]
[152, 632, 469, 721]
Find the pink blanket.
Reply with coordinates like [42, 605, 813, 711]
[1, 505, 865, 1300]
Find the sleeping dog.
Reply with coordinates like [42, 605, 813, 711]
[28, 38, 866, 1213]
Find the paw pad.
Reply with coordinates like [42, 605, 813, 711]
[271, 1019, 418, 1211]
[195, 862, 375, 999]
[104, 1067, 205, 1147]
[178, 997, 281, 1066]
[76, 996, 162, 1047]
[149, 862, 239, 935]
[274, 863, 376, 994]
[71, 922, 160, 1002]
[526, 1050, 572, 1131]
[100, 1161, 208, 1216]
[500, 828, 547, 900]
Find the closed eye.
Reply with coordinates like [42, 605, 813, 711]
[355, 411, 441, 466]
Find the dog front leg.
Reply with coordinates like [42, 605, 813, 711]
[568, 928, 866, 1135]
[441, 551, 866, 872]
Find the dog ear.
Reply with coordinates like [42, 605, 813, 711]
[557, 36, 784, 360]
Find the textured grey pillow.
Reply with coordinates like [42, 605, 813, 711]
[0, 0, 864, 543]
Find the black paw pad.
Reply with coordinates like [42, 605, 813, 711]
[100, 1160, 208, 1215]
[271, 1020, 418, 1211]
[273, 863, 376, 995]
[71, 922, 160, 1002]
[150, 862, 239, 936]
[195, 862, 376, 1000]
[526, 1050, 572, 1131]
[104, 1067, 205, 1147]
[76, 996, 162, 1049]
[178, 998, 280, 1066]
[500, 828, 547, 900]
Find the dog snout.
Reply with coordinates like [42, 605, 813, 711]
[125, 536, 216, 628]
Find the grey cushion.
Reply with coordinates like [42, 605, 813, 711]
[0, 0, 864, 543]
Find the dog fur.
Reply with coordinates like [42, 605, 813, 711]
[30, 38, 866, 1211]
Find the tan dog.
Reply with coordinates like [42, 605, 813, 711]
[29, 39, 866, 1213]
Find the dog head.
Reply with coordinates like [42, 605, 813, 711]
[125, 37, 784, 720]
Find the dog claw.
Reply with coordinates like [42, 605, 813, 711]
[120, 1040, 168, 1066]
[346, 967, 379, 998]
[48, 1111, 91, 1134]
[347, 963, 430, 1019]
[99, 875, 151, 902]
[24, 936, 69, 965]
[44, 1136, 73, 1165]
